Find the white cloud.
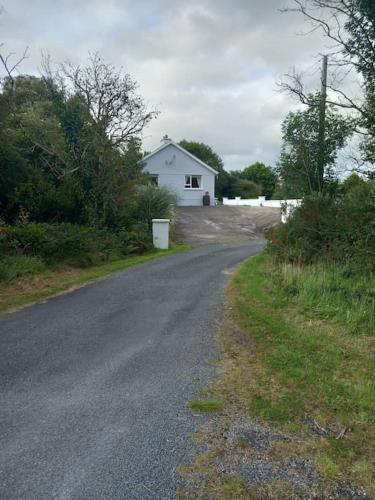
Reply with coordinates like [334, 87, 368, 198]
[0, 0, 332, 169]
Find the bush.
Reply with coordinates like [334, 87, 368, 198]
[116, 223, 153, 255]
[132, 184, 177, 228]
[0, 222, 154, 271]
[1, 223, 113, 264]
[267, 180, 375, 271]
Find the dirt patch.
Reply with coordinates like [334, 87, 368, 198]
[174, 206, 281, 244]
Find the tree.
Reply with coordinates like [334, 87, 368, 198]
[53, 53, 158, 148]
[178, 140, 224, 171]
[280, 0, 375, 168]
[41, 54, 157, 227]
[232, 178, 261, 198]
[0, 44, 29, 97]
[241, 162, 277, 199]
[278, 94, 352, 197]
[0, 52, 155, 227]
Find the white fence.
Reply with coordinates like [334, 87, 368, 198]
[222, 196, 302, 222]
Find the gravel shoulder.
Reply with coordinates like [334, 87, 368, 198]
[0, 241, 264, 499]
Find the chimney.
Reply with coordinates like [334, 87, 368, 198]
[161, 134, 172, 144]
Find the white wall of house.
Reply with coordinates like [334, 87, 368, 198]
[143, 140, 216, 206]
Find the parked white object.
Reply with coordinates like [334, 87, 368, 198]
[152, 219, 170, 249]
[143, 136, 218, 206]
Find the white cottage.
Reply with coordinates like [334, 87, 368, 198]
[143, 136, 218, 206]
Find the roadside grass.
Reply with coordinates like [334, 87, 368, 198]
[0, 244, 188, 315]
[189, 399, 224, 412]
[211, 252, 374, 494]
[278, 260, 375, 335]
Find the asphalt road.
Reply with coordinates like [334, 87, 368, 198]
[0, 241, 265, 499]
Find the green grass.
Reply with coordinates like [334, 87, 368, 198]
[215, 252, 374, 494]
[0, 255, 46, 282]
[0, 244, 188, 314]
[278, 261, 375, 334]
[189, 399, 224, 412]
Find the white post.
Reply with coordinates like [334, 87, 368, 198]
[152, 219, 170, 249]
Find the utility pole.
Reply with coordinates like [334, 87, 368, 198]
[317, 54, 328, 191]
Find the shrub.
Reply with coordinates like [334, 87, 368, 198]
[2, 223, 113, 263]
[0, 255, 46, 283]
[131, 184, 177, 228]
[267, 180, 375, 271]
[116, 223, 153, 255]
[0, 222, 152, 268]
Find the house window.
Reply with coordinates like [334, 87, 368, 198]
[149, 174, 158, 186]
[185, 175, 202, 189]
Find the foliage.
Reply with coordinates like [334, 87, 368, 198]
[278, 94, 352, 197]
[267, 178, 375, 271]
[0, 222, 154, 275]
[0, 255, 45, 283]
[56, 52, 158, 147]
[240, 162, 278, 199]
[130, 184, 177, 229]
[229, 178, 261, 198]
[0, 55, 154, 228]
[178, 139, 224, 171]
[282, 0, 375, 169]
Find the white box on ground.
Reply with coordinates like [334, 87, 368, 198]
[152, 219, 170, 249]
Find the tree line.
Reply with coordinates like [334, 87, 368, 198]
[269, 0, 374, 271]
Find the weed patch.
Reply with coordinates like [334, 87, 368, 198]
[189, 399, 224, 412]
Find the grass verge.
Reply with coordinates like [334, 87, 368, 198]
[189, 399, 224, 412]
[0, 244, 188, 315]
[209, 252, 374, 495]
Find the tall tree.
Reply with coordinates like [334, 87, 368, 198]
[281, 0, 375, 169]
[278, 94, 352, 196]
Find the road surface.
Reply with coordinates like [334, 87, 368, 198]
[0, 241, 264, 499]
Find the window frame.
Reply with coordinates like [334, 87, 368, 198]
[149, 174, 159, 186]
[184, 174, 203, 190]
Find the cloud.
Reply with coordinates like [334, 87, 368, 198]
[0, 0, 329, 169]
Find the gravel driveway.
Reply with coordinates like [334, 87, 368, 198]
[0, 241, 264, 499]
[174, 206, 281, 244]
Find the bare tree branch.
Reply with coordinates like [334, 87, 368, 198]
[0, 45, 29, 95]
[279, 1, 375, 117]
[53, 52, 158, 147]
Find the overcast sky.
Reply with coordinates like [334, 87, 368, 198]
[0, 0, 329, 170]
